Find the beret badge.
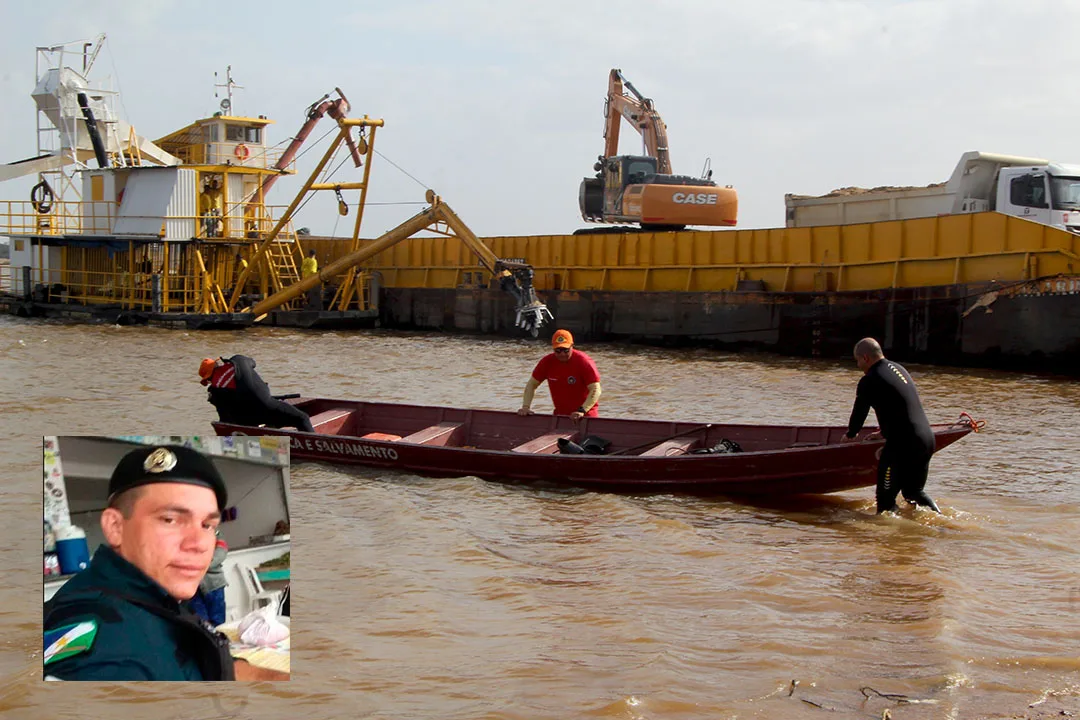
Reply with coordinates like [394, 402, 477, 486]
[143, 448, 177, 474]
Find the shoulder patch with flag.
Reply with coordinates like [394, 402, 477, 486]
[44, 620, 98, 666]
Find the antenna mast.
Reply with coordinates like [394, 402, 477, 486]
[214, 65, 243, 115]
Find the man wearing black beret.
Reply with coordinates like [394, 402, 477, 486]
[43, 444, 286, 681]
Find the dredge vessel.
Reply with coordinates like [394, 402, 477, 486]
[0, 36, 550, 334]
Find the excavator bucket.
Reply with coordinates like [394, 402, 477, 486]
[495, 263, 553, 337]
[517, 300, 555, 338]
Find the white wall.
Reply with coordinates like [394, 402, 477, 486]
[8, 240, 62, 291]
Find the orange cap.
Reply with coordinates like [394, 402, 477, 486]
[552, 330, 573, 349]
[198, 358, 216, 379]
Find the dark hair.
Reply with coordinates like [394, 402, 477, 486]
[107, 486, 146, 519]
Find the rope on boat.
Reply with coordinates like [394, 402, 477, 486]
[953, 412, 987, 432]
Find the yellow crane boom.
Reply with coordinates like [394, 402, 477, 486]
[248, 190, 552, 335]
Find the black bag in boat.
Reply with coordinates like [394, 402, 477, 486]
[557, 438, 586, 454]
[580, 435, 611, 454]
[557, 435, 611, 455]
[690, 438, 743, 455]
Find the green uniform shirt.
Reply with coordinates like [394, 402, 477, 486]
[44, 545, 233, 681]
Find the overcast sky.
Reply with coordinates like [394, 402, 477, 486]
[1, 0, 1077, 238]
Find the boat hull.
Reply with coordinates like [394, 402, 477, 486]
[212, 399, 974, 495]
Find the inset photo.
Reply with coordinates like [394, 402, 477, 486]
[43, 435, 292, 681]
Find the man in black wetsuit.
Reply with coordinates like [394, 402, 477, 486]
[199, 356, 314, 432]
[842, 337, 941, 514]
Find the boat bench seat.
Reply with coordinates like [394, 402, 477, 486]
[309, 408, 354, 434]
[638, 438, 698, 457]
[511, 432, 575, 454]
[395, 422, 465, 447]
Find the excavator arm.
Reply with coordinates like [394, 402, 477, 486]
[437, 200, 553, 336]
[603, 68, 671, 174]
[247, 191, 553, 335]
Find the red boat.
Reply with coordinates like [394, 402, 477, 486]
[211, 399, 978, 495]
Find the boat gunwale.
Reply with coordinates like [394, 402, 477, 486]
[211, 397, 973, 461]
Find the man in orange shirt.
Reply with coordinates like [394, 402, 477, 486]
[517, 329, 602, 421]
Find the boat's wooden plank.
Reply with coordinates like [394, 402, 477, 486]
[511, 432, 574, 454]
[395, 422, 465, 447]
[309, 408, 354, 435]
[638, 438, 698, 457]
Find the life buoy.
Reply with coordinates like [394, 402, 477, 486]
[234, 144, 250, 161]
[31, 180, 54, 214]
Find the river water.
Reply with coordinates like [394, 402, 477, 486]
[0, 316, 1077, 719]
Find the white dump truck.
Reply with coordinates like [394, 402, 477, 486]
[785, 151, 1080, 232]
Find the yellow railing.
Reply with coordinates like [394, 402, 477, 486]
[339, 270, 372, 311]
[1, 265, 219, 314]
[0, 237, 311, 314]
[0, 200, 298, 243]
[203, 143, 292, 171]
[0, 201, 99, 235]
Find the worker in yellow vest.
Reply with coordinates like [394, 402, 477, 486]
[199, 177, 223, 237]
[300, 249, 321, 310]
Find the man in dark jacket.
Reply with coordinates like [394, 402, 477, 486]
[199, 355, 314, 432]
[842, 337, 942, 514]
[43, 444, 285, 680]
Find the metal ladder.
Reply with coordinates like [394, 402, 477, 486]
[266, 241, 301, 290]
[264, 241, 302, 309]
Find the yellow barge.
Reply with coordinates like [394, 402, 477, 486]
[300, 210, 1080, 373]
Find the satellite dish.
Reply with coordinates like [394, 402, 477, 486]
[220, 98, 231, 113]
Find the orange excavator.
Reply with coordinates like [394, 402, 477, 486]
[578, 69, 737, 232]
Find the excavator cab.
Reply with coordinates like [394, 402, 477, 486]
[622, 156, 658, 186]
[580, 155, 655, 221]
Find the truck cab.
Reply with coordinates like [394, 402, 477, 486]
[994, 164, 1080, 232]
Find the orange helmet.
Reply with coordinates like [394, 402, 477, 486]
[198, 358, 216, 380]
